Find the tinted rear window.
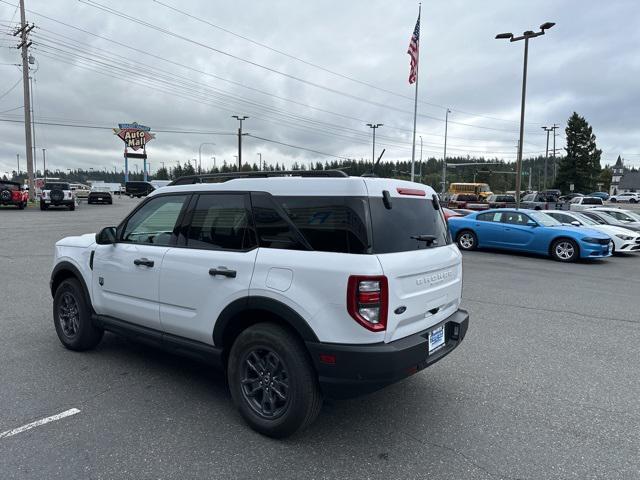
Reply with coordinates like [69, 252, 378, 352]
[455, 194, 478, 201]
[582, 197, 603, 205]
[368, 197, 450, 253]
[44, 183, 69, 190]
[276, 196, 370, 254]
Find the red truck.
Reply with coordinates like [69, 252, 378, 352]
[0, 180, 28, 209]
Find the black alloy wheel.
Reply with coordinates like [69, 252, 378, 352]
[240, 347, 290, 420]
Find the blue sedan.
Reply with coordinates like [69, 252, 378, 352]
[448, 209, 612, 262]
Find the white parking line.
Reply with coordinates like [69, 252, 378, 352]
[0, 408, 81, 440]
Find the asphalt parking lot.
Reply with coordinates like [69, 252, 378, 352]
[1, 199, 639, 480]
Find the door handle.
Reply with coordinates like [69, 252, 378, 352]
[134, 258, 154, 267]
[209, 267, 237, 278]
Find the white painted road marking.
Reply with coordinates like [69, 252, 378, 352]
[0, 408, 81, 440]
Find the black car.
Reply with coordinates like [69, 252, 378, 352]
[87, 189, 113, 205]
[125, 181, 155, 198]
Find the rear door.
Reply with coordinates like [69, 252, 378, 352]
[498, 211, 537, 248]
[92, 193, 189, 329]
[159, 193, 258, 344]
[366, 192, 463, 342]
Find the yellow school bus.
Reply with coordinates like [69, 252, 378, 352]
[448, 183, 493, 200]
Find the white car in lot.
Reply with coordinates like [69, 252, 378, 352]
[49, 171, 469, 438]
[609, 192, 640, 203]
[546, 210, 640, 254]
[568, 196, 604, 211]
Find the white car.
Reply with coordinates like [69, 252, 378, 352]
[568, 196, 604, 211]
[49, 171, 469, 438]
[546, 210, 640, 254]
[609, 192, 640, 203]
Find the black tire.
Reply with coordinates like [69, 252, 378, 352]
[17, 201, 25, 210]
[40, 201, 47, 211]
[227, 323, 322, 438]
[53, 278, 103, 351]
[610, 198, 617, 203]
[68, 203, 75, 211]
[456, 230, 478, 251]
[550, 238, 579, 262]
[0, 189, 11, 202]
[630, 199, 637, 204]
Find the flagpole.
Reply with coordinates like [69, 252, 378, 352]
[410, 4, 421, 183]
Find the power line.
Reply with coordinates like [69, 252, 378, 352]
[0, 76, 20, 101]
[151, 0, 548, 127]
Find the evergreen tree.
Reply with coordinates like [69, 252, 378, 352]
[556, 112, 602, 193]
[155, 167, 169, 180]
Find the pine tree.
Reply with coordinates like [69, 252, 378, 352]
[556, 112, 602, 193]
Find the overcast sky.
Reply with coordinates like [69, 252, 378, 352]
[1, 0, 639, 177]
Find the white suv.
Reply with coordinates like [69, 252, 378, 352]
[41, 181, 76, 210]
[49, 171, 469, 437]
[610, 192, 640, 203]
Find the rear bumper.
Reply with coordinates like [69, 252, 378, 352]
[306, 309, 469, 399]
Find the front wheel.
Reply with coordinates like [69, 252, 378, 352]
[68, 203, 75, 211]
[456, 230, 478, 251]
[227, 323, 322, 438]
[53, 278, 103, 350]
[630, 199, 637, 204]
[40, 202, 47, 211]
[551, 238, 579, 262]
[610, 198, 617, 203]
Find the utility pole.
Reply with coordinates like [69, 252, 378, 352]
[16, 153, 20, 176]
[496, 22, 555, 208]
[551, 124, 559, 182]
[366, 123, 383, 169]
[442, 108, 451, 194]
[542, 126, 552, 189]
[42, 148, 46, 182]
[15, 0, 35, 200]
[232, 115, 248, 170]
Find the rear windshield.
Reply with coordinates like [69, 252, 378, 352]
[582, 197, 603, 205]
[455, 194, 478, 201]
[0, 182, 19, 191]
[262, 195, 450, 254]
[44, 183, 69, 190]
[368, 197, 451, 253]
[495, 195, 515, 202]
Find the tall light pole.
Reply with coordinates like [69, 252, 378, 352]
[232, 115, 248, 169]
[42, 148, 46, 182]
[198, 142, 216, 174]
[542, 126, 553, 189]
[418, 135, 423, 182]
[16, 153, 20, 175]
[257, 152, 262, 171]
[496, 22, 555, 208]
[366, 123, 383, 169]
[551, 123, 559, 182]
[442, 108, 451, 194]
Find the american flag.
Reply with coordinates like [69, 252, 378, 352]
[407, 13, 420, 84]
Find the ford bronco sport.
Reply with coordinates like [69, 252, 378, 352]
[50, 171, 469, 437]
[41, 182, 76, 210]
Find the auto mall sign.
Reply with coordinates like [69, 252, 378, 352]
[113, 122, 155, 151]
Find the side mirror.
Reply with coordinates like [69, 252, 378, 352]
[96, 226, 117, 245]
[527, 221, 538, 227]
[571, 221, 581, 227]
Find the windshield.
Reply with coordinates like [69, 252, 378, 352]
[369, 197, 451, 253]
[622, 210, 640, 222]
[573, 213, 598, 225]
[529, 211, 561, 226]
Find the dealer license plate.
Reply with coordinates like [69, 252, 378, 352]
[97, 197, 103, 200]
[428, 325, 445, 354]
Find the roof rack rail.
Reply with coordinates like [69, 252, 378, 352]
[167, 169, 349, 186]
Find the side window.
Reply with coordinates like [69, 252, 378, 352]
[502, 212, 530, 225]
[186, 194, 256, 251]
[251, 193, 306, 250]
[277, 196, 370, 254]
[582, 212, 604, 224]
[477, 212, 502, 222]
[121, 195, 188, 245]
[556, 213, 574, 224]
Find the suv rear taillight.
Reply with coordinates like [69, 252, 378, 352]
[347, 275, 388, 332]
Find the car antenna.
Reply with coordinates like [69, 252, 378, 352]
[363, 149, 386, 177]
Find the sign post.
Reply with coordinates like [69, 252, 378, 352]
[113, 122, 155, 183]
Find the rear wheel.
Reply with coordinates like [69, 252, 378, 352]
[456, 230, 477, 251]
[53, 278, 103, 350]
[68, 203, 75, 211]
[40, 202, 47, 211]
[551, 238, 579, 262]
[611, 198, 617, 203]
[227, 323, 322, 438]
[631, 198, 637, 204]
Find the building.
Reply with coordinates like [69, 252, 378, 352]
[610, 156, 640, 195]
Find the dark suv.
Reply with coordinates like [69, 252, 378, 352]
[125, 181, 155, 198]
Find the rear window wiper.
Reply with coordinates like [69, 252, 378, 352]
[410, 234, 438, 246]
